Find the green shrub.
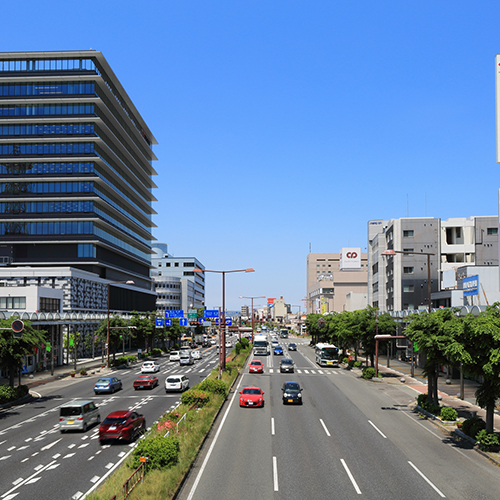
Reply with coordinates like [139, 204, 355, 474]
[348, 359, 356, 367]
[180, 389, 210, 407]
[240, 337, 250, 349]
[126, 355, 137, 363]
[353, 360, 362, 368]
[476, 430, 500, 451]
[112, 356, 128, 367]
[416, 393, 441, 415]
[234, 343, 242, 355]
[198, 379, 228, 396]
[0, 385, 17, 403]
[462, 416, 486, 439]
[440, 406, 457, 421]
[342, 357, 349, 364]
[362, 367, 375, 379]
[150, 348, 162, 356]
[15, 384, 29, 399]
[131, 436, 180, 470]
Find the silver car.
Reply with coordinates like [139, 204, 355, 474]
[280, 358, 294, 373]
[59, 400, 100, 432]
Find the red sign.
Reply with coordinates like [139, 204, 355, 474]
[267, 298, 275, 304]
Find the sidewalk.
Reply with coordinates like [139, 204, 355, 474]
[375, 357, 500, 431]
[1, 351, 142, 391]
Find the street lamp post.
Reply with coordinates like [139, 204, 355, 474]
[194, 268, 254, 372]
[239, 296, 265, 342]
[106, 280, 134, 368]
[381, 248, 435, 376]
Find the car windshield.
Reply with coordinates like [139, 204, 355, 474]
[167, 378, 181, 383]
[284, 383, 300, 392]
[138, 376, 151, 380]
[281, 359, 293, 365]
[289, 343, 296, 347]
[242, 388, 261, 395]
[170, 352, 179, 355]
[250, 361, 261, 366]
[103, 416, 127, 425]
[96, 378, 110, 384]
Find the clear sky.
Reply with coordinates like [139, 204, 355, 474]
[3, 1, 500, 310]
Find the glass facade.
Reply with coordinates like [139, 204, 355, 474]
[0, 51, 157, 300]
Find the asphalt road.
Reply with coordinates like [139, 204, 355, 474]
[0, 345, 223, 500]
[178, 338, 500, 500]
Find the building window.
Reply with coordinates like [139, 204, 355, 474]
[403, 248, 414, 253]
[487, 228, 498, 235]
[404, 303, 414, 310]
[403, 230, 414, 237]
[0, 296, 26, 309]
[403, 285, 414, 292]
[403, 267, 414, 274]
[175, 263, 179, 267]
[166, 263, 170, 267]
[183, 262, 194, 267]
[39, 297, 60, 312]
[158, 263, 161, 267]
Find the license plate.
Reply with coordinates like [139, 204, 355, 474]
[288, 399, 293, 403]
[109, 426, 117, 430]
[68, 420, 74, 424]
[248, 402, 254, 405]
[327, 361, 333, 365]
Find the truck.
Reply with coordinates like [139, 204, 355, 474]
[253, 335, 270, 356]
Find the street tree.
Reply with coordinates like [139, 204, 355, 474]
[454, 304, 500, 432]
[405, 308, 459, 406]
[0, 319, 46, 387]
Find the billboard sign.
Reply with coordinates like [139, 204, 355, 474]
[339, 247, 361, 270]
[463, 275, 479, 297]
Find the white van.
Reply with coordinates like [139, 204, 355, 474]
[179, 350, 194, 365]
[59, 400, 100, 432]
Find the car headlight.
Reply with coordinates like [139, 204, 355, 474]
[298, 393, 302, 398]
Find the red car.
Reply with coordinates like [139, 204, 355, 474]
[133, 375, 159, 390]
[249, 360, 264, 374]
[99, 410, 146, 444]
[239, 386, 265, 408]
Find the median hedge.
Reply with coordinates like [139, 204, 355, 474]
[131, 437, 180, 471]
[0, 384, 29, 404]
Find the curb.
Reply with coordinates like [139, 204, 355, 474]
[0, 392, 33, 410]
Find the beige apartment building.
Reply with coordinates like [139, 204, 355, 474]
[306, 249, 368, 314]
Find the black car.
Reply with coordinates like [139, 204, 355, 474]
[288, 343, 297, 351]
[281, 381, 303, 405]
[280, 358, 294, 373]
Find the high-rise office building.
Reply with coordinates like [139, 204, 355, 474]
[0, 50, 157, 311]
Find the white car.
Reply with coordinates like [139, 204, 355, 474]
[192, 350, 202, 360]
[141, 361, 160, 373]
[271, 341, 279, 348]
[169, 351, 180, 362]
[210, 339, 216, 345]
[225, 341, 232, 348]
[165, 375, 190, 392]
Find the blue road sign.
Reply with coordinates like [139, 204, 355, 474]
[180, 318, 187, 326]
[165, 310, 184, 318]
[203, 310, 219, 318]
[199, 318, 204, 324]
[165, 319, 173, 327]
[226, 318, 232, 326]
[155, 318, 164, 327]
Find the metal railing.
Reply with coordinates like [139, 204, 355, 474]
[122, 462, 145, 499]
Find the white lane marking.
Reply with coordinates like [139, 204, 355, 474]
[63, 453, 75, 459]
[297, 369, 302, 374]
[271, 418, 275, 436]
[7, 446, 15, 451]
[25, 478, 41, 485]
[340, 459, 362, 494]
[90, 476, 100, 483]
[269, 369, 274, 374]
[46, 464, 60, 470]
[408, 462, 446, 497]
[41, 438, 62, 451]
[186, 382, 240, 500]
[0, 455, 11, 461]
[304, 370, 310, 374]
[320, 419, 331, 437]
[12, 478, 23, 486]
[368, 420, 387, 439]
[105, 462, 114, 469]
[273, 456, 279, 491]
[318, 370, 324, 374]
[2, 460, 56, 498]
[2, 494, 19, 500]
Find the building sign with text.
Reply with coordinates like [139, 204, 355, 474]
[339, 247, 361, 270]
[463, 275, 479, 297]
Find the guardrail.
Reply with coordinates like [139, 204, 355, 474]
[122, 461, 145, 499]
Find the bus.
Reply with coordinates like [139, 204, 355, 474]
[315, 343, 339, 367]
[253, 335, 270, 355]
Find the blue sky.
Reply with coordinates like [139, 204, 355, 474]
[3, 1, 500, 310]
